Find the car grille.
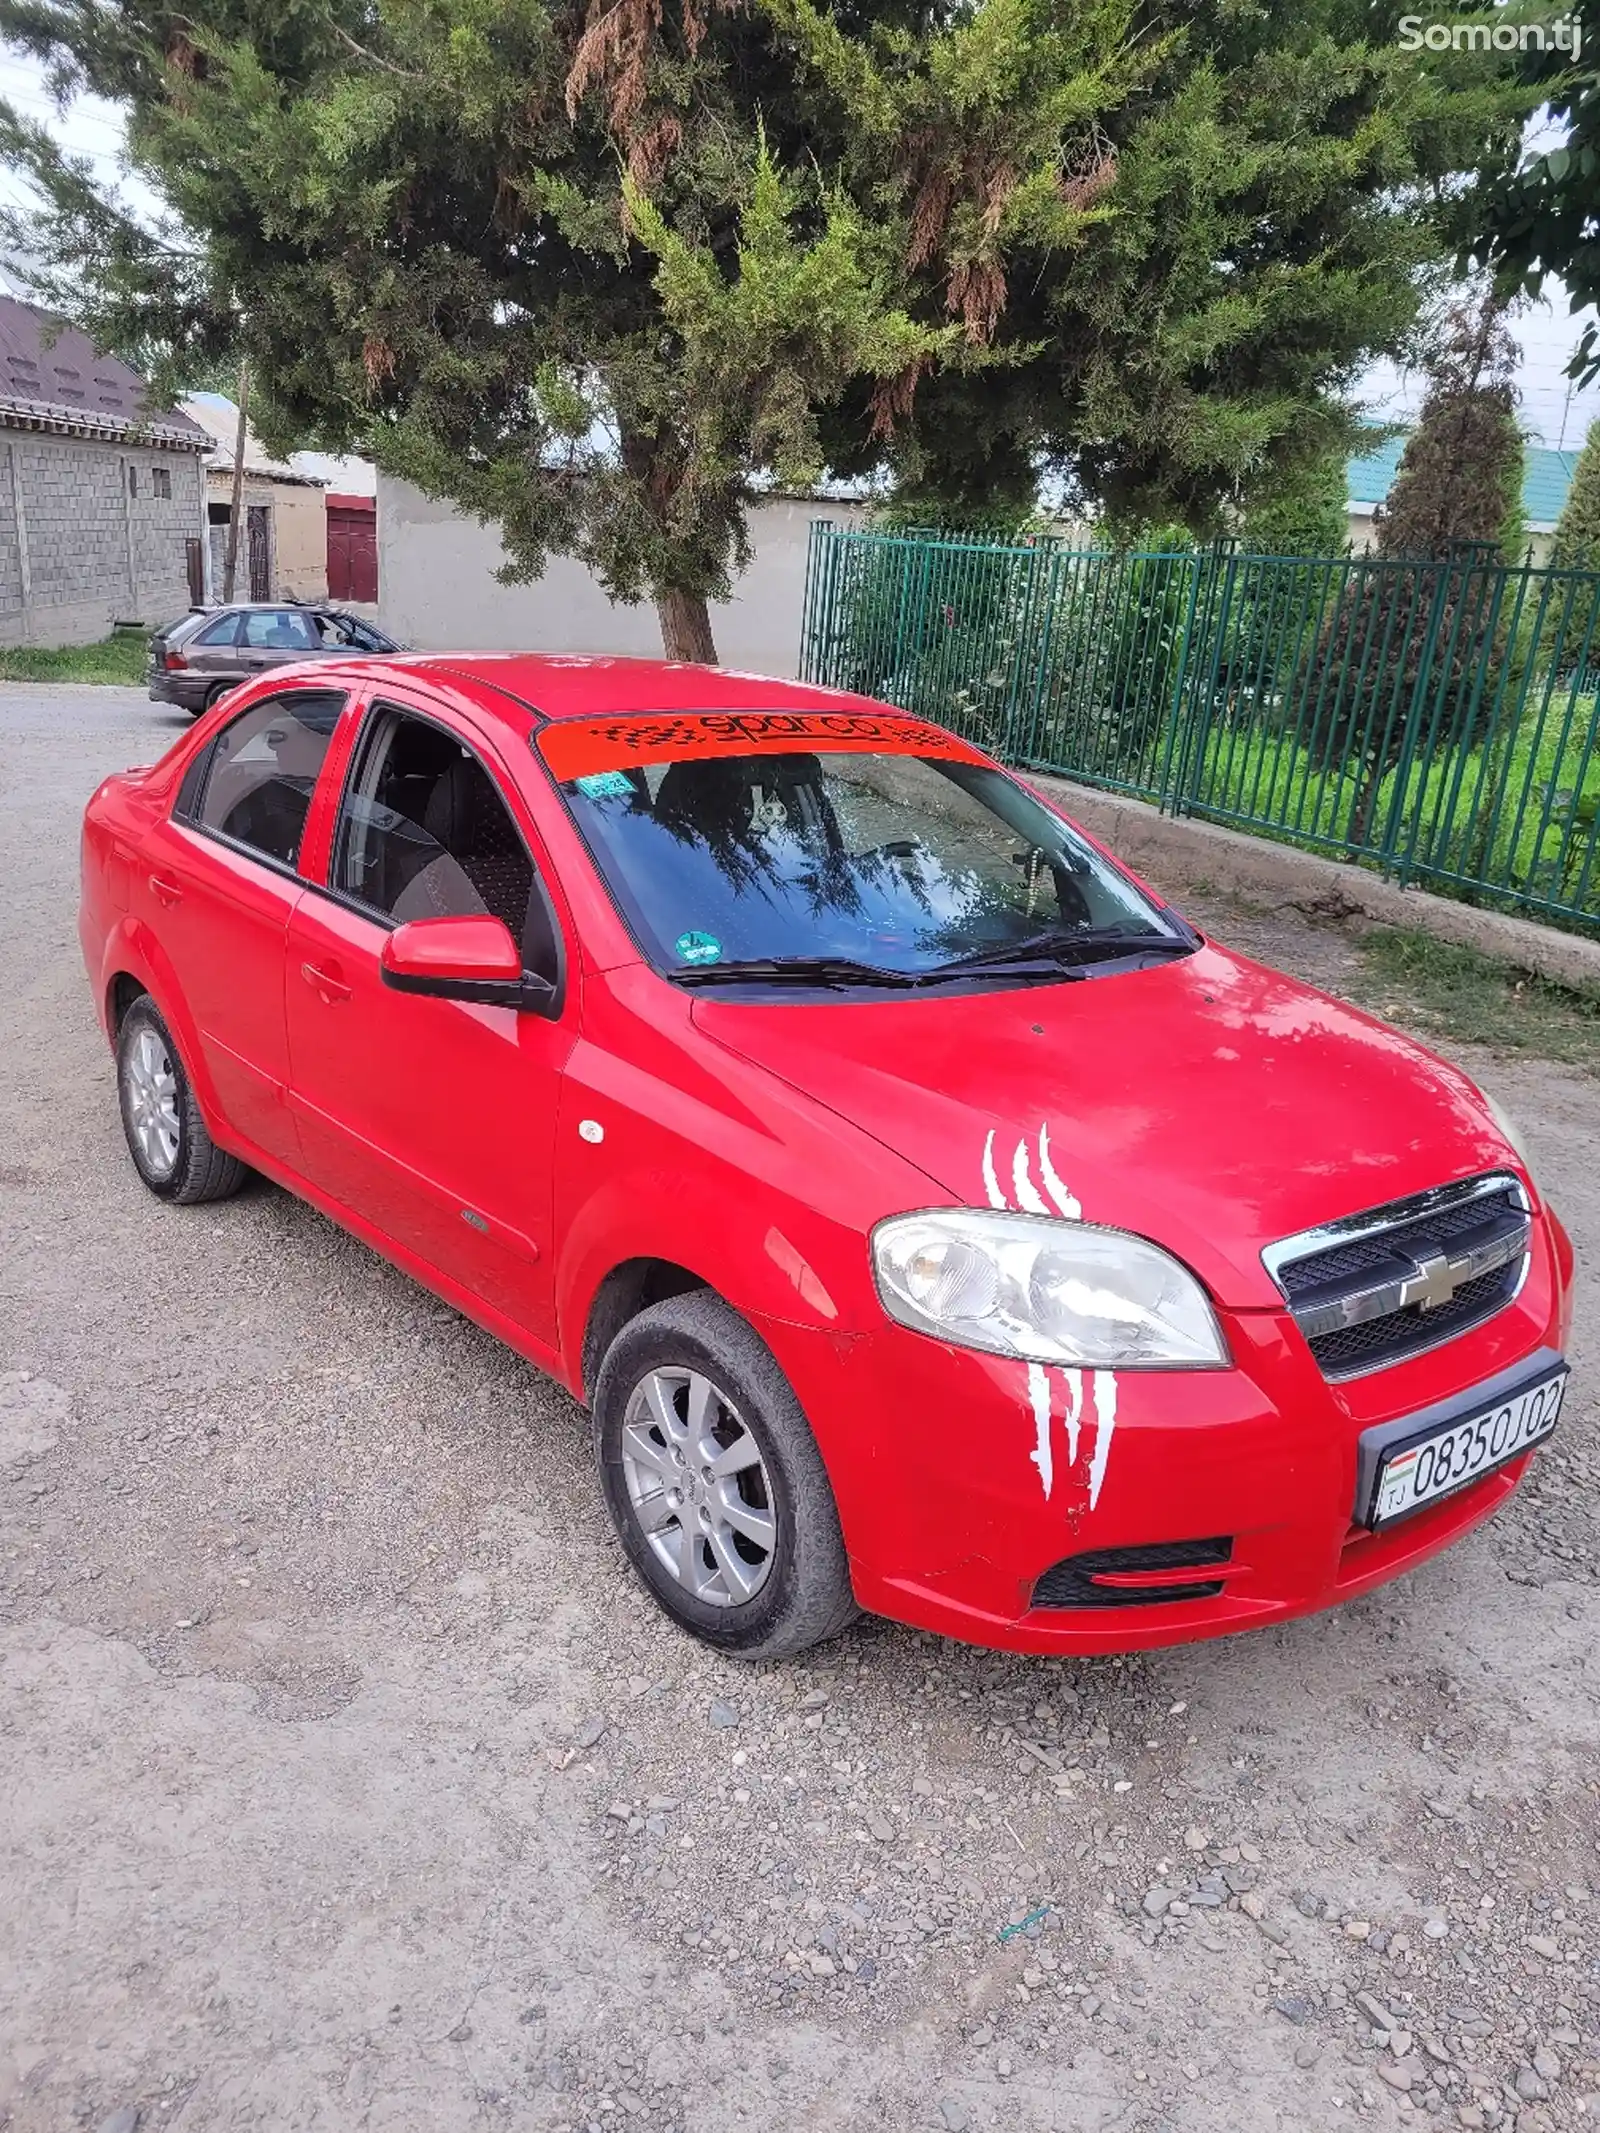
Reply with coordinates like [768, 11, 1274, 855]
[1264, 1174, 1530, 1381]
[1031, 1537, 1233, 1610]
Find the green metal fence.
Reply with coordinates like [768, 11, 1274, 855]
[799, 522, 1600, 933]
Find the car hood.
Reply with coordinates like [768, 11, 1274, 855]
[689, 941, 1519, 1310]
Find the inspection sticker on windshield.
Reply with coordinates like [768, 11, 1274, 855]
[576, 769, 636, 798]
[1367, 1366, 1566, 1528]
[541, 709, 991, 782]
[675, 931, 723, 966]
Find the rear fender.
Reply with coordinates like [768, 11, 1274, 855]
[92, 915, 233, 1140]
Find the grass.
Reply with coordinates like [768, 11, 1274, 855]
[0, 628, 149, 686]
[1346, 927, 1600, 1076]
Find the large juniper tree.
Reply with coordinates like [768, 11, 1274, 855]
[0, 0, 1531, 659]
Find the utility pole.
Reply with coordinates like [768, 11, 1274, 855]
[221, 357, 250, 602]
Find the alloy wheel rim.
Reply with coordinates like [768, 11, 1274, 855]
[620, 1367, 777, 1607]
[125, 1027, 180, 1178]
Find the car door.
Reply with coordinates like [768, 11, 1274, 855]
[236, 606, 322, 681]
[136, 686, 349, 1165]
[182, 610, 246, 687]
[283, 693, 575, 1345]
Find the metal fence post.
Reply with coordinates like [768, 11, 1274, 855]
[798, 519, 830, 682]
[1378, 553, 1456, 874]
[1176, 542, 1241, 818]
[1156, 550, 1207, 812]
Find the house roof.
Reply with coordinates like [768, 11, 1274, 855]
[181, 393, 327, 487]
[1347, 431, 1579, 533]
[0, 297, 209, 450]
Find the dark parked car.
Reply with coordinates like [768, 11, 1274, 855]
[148, 602, 400, 715]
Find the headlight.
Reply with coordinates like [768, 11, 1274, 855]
[1481, 1088, 1539, 1188]
[872, 1210, 1228, 1369]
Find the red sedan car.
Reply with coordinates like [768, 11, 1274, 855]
[80, 655, 1574, 1659]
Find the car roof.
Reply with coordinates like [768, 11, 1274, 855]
[213, 599, 352, 613]
[392, 653, 897, 723]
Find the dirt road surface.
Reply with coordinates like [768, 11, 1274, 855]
[3, 683, 1597, 2133]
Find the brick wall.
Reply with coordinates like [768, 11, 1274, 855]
[0, 428, 204, 648]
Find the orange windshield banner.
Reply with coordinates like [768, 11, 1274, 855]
[538, 709, 990, 783]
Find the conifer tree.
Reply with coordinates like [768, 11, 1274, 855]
[0, 0, 1533, 658]
[1310, 294, 1526, 844]
[1552, 419, 1600, 571]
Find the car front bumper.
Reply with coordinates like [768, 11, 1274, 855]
[754, 1206, 1574, 1655]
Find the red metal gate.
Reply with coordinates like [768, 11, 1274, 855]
[326, 494, 378, 603]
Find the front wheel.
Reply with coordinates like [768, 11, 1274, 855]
[593, 1292, 858, 1659]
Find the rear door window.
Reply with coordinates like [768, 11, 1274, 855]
[193, 614, 242, 648]
[193, 690, 346, 869]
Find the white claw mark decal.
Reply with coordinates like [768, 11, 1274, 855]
[1038, 1122, 1081, 1221]
[1060, 1366, 1083, 1469]
[983, 1123, 1117, 1511]
[1012, 1138, 1049, 1215]
[1087, 1369, 1118, 1511]
[982, 1129, 1005, 1212]
[1026, 1362, 1052, 1496]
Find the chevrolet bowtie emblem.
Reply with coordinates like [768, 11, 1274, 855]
[1399, 1251, 1459, 1313]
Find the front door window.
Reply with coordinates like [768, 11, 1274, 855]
[334, 706, 558, 982]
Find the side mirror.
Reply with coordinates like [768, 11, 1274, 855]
[380, 913, 555, 1012]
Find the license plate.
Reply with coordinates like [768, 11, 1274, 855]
[1369, 1368, 1566, 1527]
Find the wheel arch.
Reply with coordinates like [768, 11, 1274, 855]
[94, 920, 228, 1133]
[107, 970, 148, 1037]
[579, 1257, 711, 1406]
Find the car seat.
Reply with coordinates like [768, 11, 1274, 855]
[653, 753, 842, 854]
[416, 751, 534, 940]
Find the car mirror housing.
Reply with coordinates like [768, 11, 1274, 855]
[380, 914, 554, 1012]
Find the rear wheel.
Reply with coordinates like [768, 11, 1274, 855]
[203, 680, 234, 712]
[594, 1291, 858, 1659]
[116, 996, 248, 1204]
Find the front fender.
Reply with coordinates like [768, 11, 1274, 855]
[555, 1154, 863, 1385]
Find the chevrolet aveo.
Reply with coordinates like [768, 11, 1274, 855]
[80, 655, 1575, 1659]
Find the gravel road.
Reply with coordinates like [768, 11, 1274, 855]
[3, 682, 1598, 2133]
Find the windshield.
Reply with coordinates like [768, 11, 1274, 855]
[552, 731, 1184, 981]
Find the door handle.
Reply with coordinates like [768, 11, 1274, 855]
[148, 873, 184, 908]
[300, 960, 352, 1004]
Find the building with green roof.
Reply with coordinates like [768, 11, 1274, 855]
[1346, 432, 1579, 562]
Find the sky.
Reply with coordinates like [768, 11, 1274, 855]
[5, 45, 1600, 457]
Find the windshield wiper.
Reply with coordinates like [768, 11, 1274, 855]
[670, 955, 922, 990]
[932, 927, 1195, 976]
[672, 951, 1088, 992]
[670, 932, 1194, 992]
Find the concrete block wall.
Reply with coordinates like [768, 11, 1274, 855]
[377, 477, 869, 677]
[0, 429, 204, 648]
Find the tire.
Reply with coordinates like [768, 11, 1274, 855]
[203, 681, 234, 712]
[593, 1291, 858, 1660]
[116, 995, 249, 1205]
